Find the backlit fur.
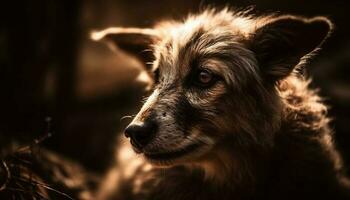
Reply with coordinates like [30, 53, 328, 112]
[95, 8, 350, 200]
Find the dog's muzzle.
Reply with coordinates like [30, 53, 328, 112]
[124, 119, 158, 152]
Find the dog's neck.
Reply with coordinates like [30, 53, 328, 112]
[189, 139, 272, 193]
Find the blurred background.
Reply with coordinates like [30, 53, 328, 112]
[0, 0, 349, 176]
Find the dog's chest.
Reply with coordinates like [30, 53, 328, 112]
[116, 166, 245, 200]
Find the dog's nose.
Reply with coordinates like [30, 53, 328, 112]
[124, 120, 157, 150]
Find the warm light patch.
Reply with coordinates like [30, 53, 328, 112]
[90, 27, 159, 41]
[136, 71, 153, 90]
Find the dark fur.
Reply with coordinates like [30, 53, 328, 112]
[93, 8, 350, 200]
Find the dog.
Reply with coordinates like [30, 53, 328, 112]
[93, 8, 350, 200]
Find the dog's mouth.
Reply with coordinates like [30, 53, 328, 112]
[144, 143, 202, 162]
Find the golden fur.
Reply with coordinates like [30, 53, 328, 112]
[93, 8, 349, 200]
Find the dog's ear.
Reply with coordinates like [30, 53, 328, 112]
[91, 27, 160, 69]
[249, 16, 333, 81]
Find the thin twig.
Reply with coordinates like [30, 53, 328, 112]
[13, 176, 74, 200]
[5, 187, 49, 200]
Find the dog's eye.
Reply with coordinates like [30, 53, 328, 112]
[198, 70, 212, 83]
[195, 69, 215, 87]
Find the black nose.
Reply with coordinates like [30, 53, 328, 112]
[124, 120, 157, 150]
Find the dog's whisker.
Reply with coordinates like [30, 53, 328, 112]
[120, 115, 134, 122]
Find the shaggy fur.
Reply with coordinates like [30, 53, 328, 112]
[93, 8, 350, 200]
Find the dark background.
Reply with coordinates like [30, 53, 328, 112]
[0, 0, 349, 175]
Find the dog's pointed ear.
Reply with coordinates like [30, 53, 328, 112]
[91, 27, 160, 68]
[249, 16, 333, 81]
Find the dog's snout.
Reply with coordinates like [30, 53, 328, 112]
[124, 120, 157, 150]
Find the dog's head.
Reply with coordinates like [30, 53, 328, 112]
[93, 9, 332, 167]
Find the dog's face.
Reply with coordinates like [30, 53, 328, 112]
[93, 9, 331, 167]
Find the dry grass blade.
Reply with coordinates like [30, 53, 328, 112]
[0, 160, 10, 191]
